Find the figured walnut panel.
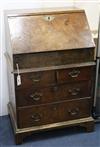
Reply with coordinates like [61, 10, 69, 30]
[8, 12, 94, 54]
[13, 49, 94, 69]
[16, 81, 92, 107]
[57, 66, 94, 84]
[17, 98, 92, 128]
[14, 70, 56, 89]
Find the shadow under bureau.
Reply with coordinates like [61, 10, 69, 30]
[5, 7, 96, 144]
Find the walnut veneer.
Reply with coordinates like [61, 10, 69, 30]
[5, 7, 95, 144]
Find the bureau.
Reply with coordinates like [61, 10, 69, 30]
[5, 7, 95, 144]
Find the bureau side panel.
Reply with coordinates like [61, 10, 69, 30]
[5, 13, 17, 120]
[7, 67, 16, 119]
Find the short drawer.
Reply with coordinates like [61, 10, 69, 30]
[16, 81, 91, 107]
[14, 70, 55, 89]
[17, 98, 92, 128]
[57, 66, 94, 84]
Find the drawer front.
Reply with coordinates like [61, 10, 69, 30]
[16, 81, 91, 107]
[15, 70, 55, 89]
[13, 49, 94, 69]
[17, 98, 92, 128]
[57, 66, 94, 84]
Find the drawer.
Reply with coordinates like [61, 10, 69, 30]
[17, 98, 92, 128]
[14, 70, 56, 89]
[16, 81, 91, 107]
[57, 66, 94, 84]
[13, 49, 94, 69]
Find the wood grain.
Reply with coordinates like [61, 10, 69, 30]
[8, 12, 95, 54]
[6, 8, 95, 144]
[16, 81, 92, 107]
[13, 49, 95, 69]
[17, 98, 92, 128]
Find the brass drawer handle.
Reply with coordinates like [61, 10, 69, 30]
[68, 70, 80, 78]
[68, 88, 80, 96]
[31, 114, 41, 122]
[30, 93, 42, 101]
[30, 74, 41, 83]
[68, 108, 79, 116]
[32, 79, 40, 83]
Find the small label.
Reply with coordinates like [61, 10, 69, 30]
[17, 75, 21, 86]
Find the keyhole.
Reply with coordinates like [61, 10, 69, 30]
[48, 16, 50, 21]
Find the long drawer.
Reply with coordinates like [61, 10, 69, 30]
[16, 81, 92, 107]
[17, 98, 92, 128]
[13, 49, 94, 69]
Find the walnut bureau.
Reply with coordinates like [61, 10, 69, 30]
[5, 8, 96, 144]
